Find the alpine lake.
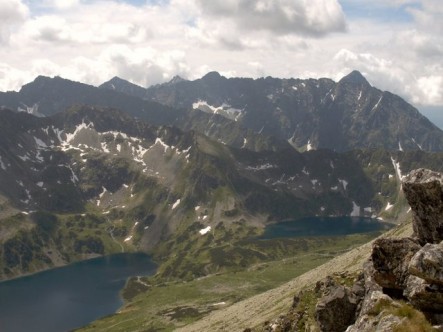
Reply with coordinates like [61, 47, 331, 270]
[0, 216, 391, 332]
[260, 216, 393, 239]
[0, 253, 157, 332]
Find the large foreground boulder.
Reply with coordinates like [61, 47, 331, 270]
[371, 237, 421, 290]
[403, 168, 443, 244]
[258, 168, 443, 332]
[404, 275, 443, 312]
[315, 282, 361, 332]
[409, 242, 443, 286]
[346, 291, 402, 332]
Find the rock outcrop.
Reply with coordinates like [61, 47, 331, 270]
[404, 275, 443, 312]
[315, 277, 361, 332]
[332, 168, 443, 331]
[350, 168, 443, 330]
[261, 168, 443, 331]
[409, 242, 443, 285]
[258, 272, 364, 332]
[347, 168, 443, 330]
[403, 168, 443, 245]
[346, 290, 403, 332]
[371, 237, 421, 291]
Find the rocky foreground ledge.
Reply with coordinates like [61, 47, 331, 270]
[259, 168, 443, 332]
[403, 168, 443, 245]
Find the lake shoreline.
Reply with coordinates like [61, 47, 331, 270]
[0, 253, 157, 332]
[259, 216, 394, 240]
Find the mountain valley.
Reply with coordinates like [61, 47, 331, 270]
[1, 71, 443, 331]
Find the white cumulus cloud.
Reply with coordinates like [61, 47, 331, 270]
[333, 48, 443, 107]
[0, 0, 441, 111]
[0, 0, 29, 43]
[196, 0, 346, 37]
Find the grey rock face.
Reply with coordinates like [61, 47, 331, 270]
[357, 260, 383, 317]
[371, 237, 421, 290]
[403, 168, 443, 244]
[374, 314, 405, 332]
[346, 291, 397, 332]
[409, 242, 443, 285]
[349, 168, 443, 331]
[315, 283, 360, 332]
[404, 275, 443, 312]
[312, 168, 443, 331]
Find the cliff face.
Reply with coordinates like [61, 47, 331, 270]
[403, 169, 443, 245]
[261, 168, 443, 332]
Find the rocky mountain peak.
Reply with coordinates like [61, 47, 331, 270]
[104, 76, 128, 87]
[20, 75, 54, 91]
[20, 75, 89, 95]
[3, 72, 443, 152]
[167, 75, 186, 85]
[201, 71, 223, 81]
[99, 76, 146, 99]
[338, 70, 371, 88]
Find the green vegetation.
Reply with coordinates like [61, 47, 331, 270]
[0, 210, 140, 279]
[78, 232, 380, 332]
[370, 300, 435, 332]
[4, 106, 443, 330]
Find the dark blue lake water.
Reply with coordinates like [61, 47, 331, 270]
[0, 253, 156, 332]
[261, 216, 392, 239]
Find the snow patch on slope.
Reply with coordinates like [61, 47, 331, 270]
[67, 165, 79, 183]
[246, 163, 277, 171]
[351, 202, 360, 217]
[339, 179, 348, 190]
[101, 142, 110, 153]
[0, 156, 7, 170]
[21, 189, 32, 204]
[34, 137, 48, 148]
[371, 95, 383, 111]
[306, 140, 313, 151]
[18, 103, 43, 117]
[385, 202, 393, 211]
[52, 127, 64, 142]
[199, 226, 211, 235]
[193, 100, 243, 121]
[155, 138, 171, 153]
[65, 121, 95, 143]
[97, 187, 108, 206]
[242, 138, 248, 148]
[172, 199, 181, 210]
[412, 138, 423, 150]
[18, 154, 31, 161]
[391, 157, 404, 180]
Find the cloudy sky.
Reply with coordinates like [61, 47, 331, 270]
[1, 0, 442, 113]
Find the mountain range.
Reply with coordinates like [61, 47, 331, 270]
[1, 71, 443, 329]
[2, 70, 443, 154]
[105, 70, 443, 152]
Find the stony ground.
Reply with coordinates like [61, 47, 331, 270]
[177, 221, 413, 332]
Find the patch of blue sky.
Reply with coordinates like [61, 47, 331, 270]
[25, 0, 169, 13]
[340, 1, 421, 23]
